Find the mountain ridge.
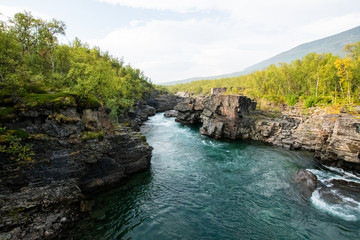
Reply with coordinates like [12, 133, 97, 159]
[162, 25, 360, 86]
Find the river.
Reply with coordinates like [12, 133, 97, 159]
[69, 113, 360, 239]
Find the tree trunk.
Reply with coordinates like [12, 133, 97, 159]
[49, 46, 55, 74]
[346, 70, 351, 104]
[316, 63, 319, 97]
[334, 80, 337, 105]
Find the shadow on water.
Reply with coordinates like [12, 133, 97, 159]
[67, 113, 360, 240]
[66, 170, 153, 240]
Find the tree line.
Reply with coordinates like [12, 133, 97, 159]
[0, 11, 153, 120]
[168, 42, 360, 108]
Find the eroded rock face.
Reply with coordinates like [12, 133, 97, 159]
[173, 94, 360, 171]
[199, 95, 256, 139]
[164, 110, 178, 118]
[0, 106, 152, 239]
[121, 92, 184, 131]
[174, 97, 204, 125]
[293, 114, 360, 166]
[146, 92, 184, 113]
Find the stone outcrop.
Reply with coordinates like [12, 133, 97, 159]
[121, 92, 184, 130]
[0, 105, 152, 239]
[164, 110, 178, 118]
[174, 94, 360, 171]
[174, 97, 205, 125]
[146, 91, 184, 113]
[292, 114, 360, 167]
[294, 169, 318, 196]
[211, 87, 227, 95]
[199, 95, 257, 139]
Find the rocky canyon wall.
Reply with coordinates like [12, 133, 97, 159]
[174, 94, 360, 171]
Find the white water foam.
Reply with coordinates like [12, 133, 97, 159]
[307, 168, 360, 185]
[311, 189, 360, 222]
[308, 167, 360, 222]
[323, 166, 360, 181]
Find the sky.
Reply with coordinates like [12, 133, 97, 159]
[1, 0, 360, 83]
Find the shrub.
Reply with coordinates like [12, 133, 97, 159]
[263, 95, 285, 104]
[303, 96, 318, 108]
[286, 95, 299, 106]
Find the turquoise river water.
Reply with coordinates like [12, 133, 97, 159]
[70, 113, 360, 240]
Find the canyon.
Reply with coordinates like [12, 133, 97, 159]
[173, 93, 360, 171]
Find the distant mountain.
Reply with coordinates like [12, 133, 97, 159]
[162, 25, 360, 86]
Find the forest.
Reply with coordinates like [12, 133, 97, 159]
[0, 11, 153, 121]
[167, 42, 360, 108]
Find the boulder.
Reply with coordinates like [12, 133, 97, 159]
[164, 110, 178, 118]
[294, 169, 318, 194]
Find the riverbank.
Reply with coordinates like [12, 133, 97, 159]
[173, 94, 360, 171]
[0, 92, 182, 240]
[66, 113, 360, 239]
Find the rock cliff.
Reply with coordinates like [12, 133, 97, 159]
[0, 104, 152, 239]
[121, 91, 184, 130]
[174, 94, 360, 171]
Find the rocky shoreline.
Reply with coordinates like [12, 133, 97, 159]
[172, 94, 360, 171]
[0, 92, 182, 240]
[1, 90, 359, 239]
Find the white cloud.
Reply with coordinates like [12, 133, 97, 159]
[97, 0, 222, 13]
[301, 13, 360, 39]
[93, 1, 360, 80]
[0, 4, 53, 22]
[3, 1, 360, 83]
[88, 18, 286, 83]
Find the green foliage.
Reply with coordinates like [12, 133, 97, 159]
[303, 96, 318, 108]
[0, 126, 7, 134]
[0, 137, 35, 162]
[286, 95, 299, 106]
[23, 83, 47, 94]
[263, 95, 285, 104]
[154, 84, 170, 94]
[168, 43, 360, 108]
[0, 12, 153, 121]
[0, 128, 30, 142]
[0, 107, 15, 119]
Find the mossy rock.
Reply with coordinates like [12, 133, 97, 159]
[29, 133, 50, 140]
[0, 87, 16, 105]
[0, 129, 30, 142]
[0, 107, 16, 120]
[76, 96, 101, 110]
[81, 131, 104, 141]
[8, 129, 30, 139]
[18, 92, 77, 110]
[53, 114, 80, 124]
